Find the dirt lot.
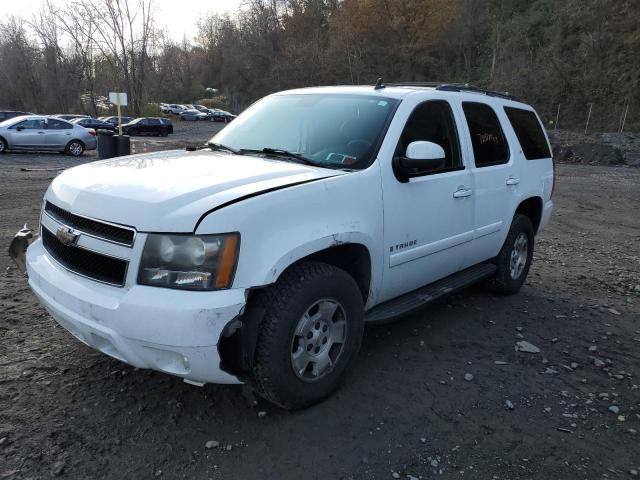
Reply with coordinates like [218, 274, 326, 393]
[1, 125, 639, 479]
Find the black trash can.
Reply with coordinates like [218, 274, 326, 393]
[114, 135, 131, 157]
[97, 129, 116, 159]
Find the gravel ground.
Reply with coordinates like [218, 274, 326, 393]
[1, 126, 639, 479]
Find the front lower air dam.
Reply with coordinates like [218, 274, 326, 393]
[8, 224, 37, 274]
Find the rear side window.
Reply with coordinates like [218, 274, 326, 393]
[462, 102, 509, 167]
[504, 107, 551, 160]
[48, 119, 72, 129]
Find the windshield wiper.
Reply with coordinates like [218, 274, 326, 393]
[240, 148, 320, 167]
[203, 142, 240, 154]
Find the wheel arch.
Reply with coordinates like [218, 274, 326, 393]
[514, 196, 543, 233]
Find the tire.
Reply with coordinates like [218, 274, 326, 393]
[252, 261, 364, 410]
[0, 137, 7, 153]
[65, 140, 85, 157]
[487, 214, 535, 295]
[160, 129, 168, 137]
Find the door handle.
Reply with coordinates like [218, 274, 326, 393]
[37, 131, 46, 134]
[453, 188, 473, 198]
[506, 177, 520, 186]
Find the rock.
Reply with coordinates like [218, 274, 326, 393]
[257, 411, 267, 418]
[464, 373, 474, 381]
[515, 340, 540, 354]
[0, 437, 6, 446]
[407, 476, 419, 480]
[544, 407, 552, 413]
[494, 360, 509, 365]
[392, 472, 400, 479]
[570, 362, 579, 369]
[551, 337, 559, 343]
[505, 400, 515, 410]
[52, 459, 65, 477]
[608, 308, 621, 315]
[516, 332, 524, 339]
[588, 345, 597, 352]
[609, 405, 620, 414]
[430, 459, 439, 468]
[593, 358, 606, 368]
[205, 440, 220, 449]
[543, 367, 558, 375]
[420, 437, 427, 443]
[226, 444, 233, 451]
[629, 469, 638, 477]
[516, 327, 523, 332]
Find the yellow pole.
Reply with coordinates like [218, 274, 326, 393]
[116, 92, 123, 136]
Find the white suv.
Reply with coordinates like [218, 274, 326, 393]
[25, 83, 554, 409]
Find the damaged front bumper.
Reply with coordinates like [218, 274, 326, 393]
[26, 238, 245, 385]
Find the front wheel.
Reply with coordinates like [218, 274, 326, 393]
[252, 261, 364, 410]
[487, 213, 535, 295]
[66, 140, 85, 157]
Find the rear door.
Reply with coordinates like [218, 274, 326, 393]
[457, 101, 518, 266]
[46, 118, 74, 149]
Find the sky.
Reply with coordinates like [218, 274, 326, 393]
[0, 0, 245, 40]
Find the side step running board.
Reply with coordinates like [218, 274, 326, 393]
[365, 263, 497, 323]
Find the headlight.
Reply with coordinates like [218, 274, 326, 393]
[138, 233, 240, 290]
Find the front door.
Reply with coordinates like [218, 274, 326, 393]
[379, 98, 475, 302]
[9, 118, 47, 148]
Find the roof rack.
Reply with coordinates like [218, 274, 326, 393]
[379, 81, 521, 102]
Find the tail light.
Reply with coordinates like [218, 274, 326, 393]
[88, 130, 96, 136]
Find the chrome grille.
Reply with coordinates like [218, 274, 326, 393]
[44, 201, 135, 246]
[41, 227, 128, 286]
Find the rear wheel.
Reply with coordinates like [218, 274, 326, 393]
[487, 214, 534, 295]
[252, 261, 364, 410]
[0, 137, 7, 153]
[65, 140, 85, 157]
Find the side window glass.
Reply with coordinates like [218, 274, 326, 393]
[504, 107, 551, 160]
[48, 119, 72, 130]
[17, 119, 46, 130]
[462, 102, 509, 167]
[395, 100, 462, 173]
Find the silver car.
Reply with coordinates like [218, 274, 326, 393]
[0, 115, 97, 156]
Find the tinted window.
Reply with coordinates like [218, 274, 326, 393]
[396, 100, 462, 172]
[462, 102, 509, 167]
[48, 119, 72, 130]
[504, 107, 551, 160]
[149, 119, 161, 126]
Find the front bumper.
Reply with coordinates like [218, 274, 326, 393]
[26, 239, 245, 384]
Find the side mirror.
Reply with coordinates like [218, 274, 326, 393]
[16, 126, 24, 132]
[394, 141, 446, 181]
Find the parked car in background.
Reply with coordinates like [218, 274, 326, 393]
[194, 105, 209, 112]
[180, 109, 208, 121]
[167, 104, 186, 114]
[121, 117, 173, 136]
[53, 114, 91, 121]
[208, 109, 236, 123]
[0, 110, 33, 122]
[102, 116, 134, 126]
[0, 115, 96, 156]
[71, 117, 115, 132]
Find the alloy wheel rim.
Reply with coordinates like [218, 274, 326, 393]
[509, 232, 528, 279]
[70, 142, 82, 156]
[291, 298, 347, 382]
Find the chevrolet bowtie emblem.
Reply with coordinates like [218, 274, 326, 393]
[56, 225, 79, 246]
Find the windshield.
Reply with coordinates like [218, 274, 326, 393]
[210, 93, 399, 170]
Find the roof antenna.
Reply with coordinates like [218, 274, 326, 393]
[374, 78, 385, 90]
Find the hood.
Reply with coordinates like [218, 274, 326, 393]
[47, 149, 341, 232]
